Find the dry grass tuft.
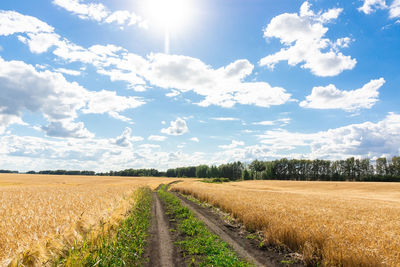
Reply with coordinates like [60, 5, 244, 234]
[172, 180, 400, 266]
[0, 174, 178, 266]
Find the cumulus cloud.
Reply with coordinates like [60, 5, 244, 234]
[41, 120, 94, 138]
[300, 78, 385, 112]
[112, 127, 135, 147]
[0, 56, 88, 134]
[358, 0, 400, 21]
[148, 135, 167, 141]
[390, 0, 400, 19]
[82, 90, 145, 123]
[161, 118, 189, 136]
[147, 54, 291, 108]
[6, 11, 291, 109]
[190, 137, 199, 142]
[219, 140, 245, 150]
[17, 32, 61, 53]
[255, 113, 400, 159]
[0, 10, 54, 36]
[260, 1, 356, 77]
[52, 0, 147, 28]
[0, 56, 145, 137]
[1, 113, 400, 171]
[212, 114, 400, 164]
[358, 0, 387, 14]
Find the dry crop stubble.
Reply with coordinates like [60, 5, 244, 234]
[0, 174, 179, 266]
[172, 180, 400, 266]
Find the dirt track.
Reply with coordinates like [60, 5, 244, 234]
[145, 187, 304, 266]
[176, 193, 304, 267]
[144, 192, 185, 267]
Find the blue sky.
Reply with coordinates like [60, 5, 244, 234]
[0, 0, 399, 171]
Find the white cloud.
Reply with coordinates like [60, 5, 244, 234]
[212, 113, 400, 165]
[148, 135, 167, 141]
[358, 0, 387, 14]
[147, 54, 291, 108]
[219, 140, 245, 150]
[358, 0, 400, 20]
[0, 56, 88, 136]
[255, 113, 400, 159]
[41, 120, 94, 138]
[252, 118, 291, 126]
[211, 117, 240, 121]
[0, 56, 145, 137]
[260, 1, 356, 77]
[190, 137, 199, 142]
[17, 32, 61, 53]
[0, 45, 3, 51]
[334, 37, 352, 49]
[52, 0, 147, 28]
[112, 127, 135, 147]
[166, 90, 180, 97]
[300, 78, 385, 112]
[242, 129, 256, 134]
[1, 113, 400, 171]
[390, 0, 400, 19]
[0, 10, 54, 36]
[55, 68, 81, 76]
[161, 118, 189, 136]
[6, 11, 291, 109]
[82, 90, 145, 123]
[252, 121, 275, 126]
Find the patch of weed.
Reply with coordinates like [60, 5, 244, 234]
[202, 178, 231, 183]
[157, 184, 254, 267]
[55, 187, 152, 266]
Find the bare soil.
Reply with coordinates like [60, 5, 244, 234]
[144, 192, 185, 267]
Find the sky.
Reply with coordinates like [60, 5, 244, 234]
[0, 0, 399, 172]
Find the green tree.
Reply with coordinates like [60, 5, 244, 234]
[249, 160, 265, 179]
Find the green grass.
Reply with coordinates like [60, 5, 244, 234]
[55, 187, 153, 266]
[157, 185, 254, 267]
[201, 177, 231, 183]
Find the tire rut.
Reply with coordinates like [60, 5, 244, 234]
[145, 192, 184, 267]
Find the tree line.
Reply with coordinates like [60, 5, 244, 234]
[0, 169, 19, 174]
[15, 155, 400, 182]
[164, 156, 400, 182]
[27, 170, 95, 176]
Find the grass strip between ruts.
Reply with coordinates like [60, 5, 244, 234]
[55, 186, 153, 266]
[157, 184, 254, 267]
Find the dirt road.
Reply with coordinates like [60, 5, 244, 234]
[176, 193, 304, 267]
[145, 187, 303, 266]
[144, 192, 184, 267]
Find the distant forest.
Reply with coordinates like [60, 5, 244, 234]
[10, 155, 400, 182]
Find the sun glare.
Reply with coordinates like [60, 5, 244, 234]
[147, 0, 193, 31]
[145, 0, 195, 53]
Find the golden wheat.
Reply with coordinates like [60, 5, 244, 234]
[0, 174, 178, 266]
[172, 180, 400, 266]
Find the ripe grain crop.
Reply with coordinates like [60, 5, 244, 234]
[172, 180, 400, 266]
[0, 174, 178, 266]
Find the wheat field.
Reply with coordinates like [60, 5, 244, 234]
[172, 180, 400, 266]
[0, 174, 178, 266]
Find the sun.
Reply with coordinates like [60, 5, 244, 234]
[146, 0, 193, 31]
[145, 0, 195, 53]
